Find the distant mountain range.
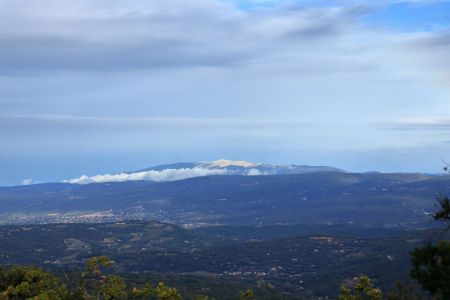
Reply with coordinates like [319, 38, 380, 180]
[64, 159, 344, 184]
[136, 159, 343, 174]
[1, 167, 449, 227]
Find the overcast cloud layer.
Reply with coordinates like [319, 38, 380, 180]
[1, 0, 450, 185]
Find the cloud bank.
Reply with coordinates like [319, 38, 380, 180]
[64, 167, 228, 184]
[0, 0, 360, 72]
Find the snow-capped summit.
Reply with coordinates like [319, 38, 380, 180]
[202, 159, 260, 168]
[64, 159, 344, 184]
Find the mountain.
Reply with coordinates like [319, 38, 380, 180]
[65, 159, 344, 184]
[1, 171, 449, 227]
[136, 159, 343, 175]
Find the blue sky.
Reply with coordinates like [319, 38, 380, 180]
[1, 0, 450, 185]
[364, 1, 450, 31]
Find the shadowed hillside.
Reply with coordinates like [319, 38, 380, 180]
[1, 172, 448, 227]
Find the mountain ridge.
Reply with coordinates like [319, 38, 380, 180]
[1, 171, 449, 227]
[65, 159, 345, 184]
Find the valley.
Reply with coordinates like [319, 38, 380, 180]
[0, 221, 433, 299]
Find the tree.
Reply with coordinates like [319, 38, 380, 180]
[0, 265, 70, 299]
[80, 256, 127, 300]
[386, 282, 418, 300]
[433, 194, 450, 231]
[410, 241, 450, 298]
[239, 288, 255, 300]
[154, 282, 181, 300]
[410, 194, 450, 299]
[98, 275, 127, 300]
[0, 256, 186, 300]
[78, 256, 184, 300]
[338, 275, 382, 300]
[131, 283, 153, 299]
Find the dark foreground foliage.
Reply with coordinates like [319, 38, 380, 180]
[409, 194, 450, 299]
[0, 256, 184, 300]
[0, 255, 267, 300]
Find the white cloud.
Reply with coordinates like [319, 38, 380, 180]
[246, 168, 263, 175]
[21, 178, 36, 185]
[64, 167, 229, 184]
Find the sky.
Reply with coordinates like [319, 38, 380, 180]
[1, 0, 450, 185]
